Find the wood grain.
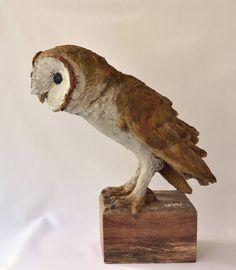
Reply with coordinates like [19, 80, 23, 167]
[100, 190, 197, 263]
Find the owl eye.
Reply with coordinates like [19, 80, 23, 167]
[53, 72, 63, 84]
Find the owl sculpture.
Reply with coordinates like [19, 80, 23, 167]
[31, 45, 216, 215]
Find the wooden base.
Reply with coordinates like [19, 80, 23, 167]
[99, 190, 197, 263]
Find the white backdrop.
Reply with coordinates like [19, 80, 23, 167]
[0, 0, 236, 269]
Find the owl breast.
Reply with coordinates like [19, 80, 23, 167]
[66, 86, 142, 153]
[65, 81, 163, 170]
[82, 90, 132, 144]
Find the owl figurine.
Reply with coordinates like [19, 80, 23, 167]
[31, 45, 216, 215]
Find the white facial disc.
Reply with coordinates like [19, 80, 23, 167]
[33, 57, 71, 111]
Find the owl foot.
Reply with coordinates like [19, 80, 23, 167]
[110, 188, 157, 215]
[101, 181, 136, 198]
[102, 167, 140, 199]
[110, 193, 145, 215]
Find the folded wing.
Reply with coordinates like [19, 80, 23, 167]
[116, 82, 216, 193]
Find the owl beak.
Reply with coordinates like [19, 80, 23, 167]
[31, 87, 47, 103]
[38, 93, 47, 103]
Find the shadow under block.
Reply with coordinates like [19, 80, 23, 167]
[99, 190, 197, 264]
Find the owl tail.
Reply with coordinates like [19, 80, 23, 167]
[159, 163, 192, 194]
[159, 161, 216, 194]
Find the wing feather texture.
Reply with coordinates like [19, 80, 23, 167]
[116, 78, 216, 193]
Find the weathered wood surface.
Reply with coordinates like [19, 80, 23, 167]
[99, 190, 197, 264]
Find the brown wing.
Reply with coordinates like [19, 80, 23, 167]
[116, 83, 216, 192]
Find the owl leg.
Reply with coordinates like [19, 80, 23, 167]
[111, 158, 156, 215]
[101, 166, 140, 197]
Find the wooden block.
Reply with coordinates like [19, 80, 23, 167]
[99, 190, 197, 263]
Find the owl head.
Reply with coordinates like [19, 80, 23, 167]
[31, 45, 114, 112]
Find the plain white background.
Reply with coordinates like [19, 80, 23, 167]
[0, 0, 236, 269]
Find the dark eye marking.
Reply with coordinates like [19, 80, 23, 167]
[53, 72, 63, 84]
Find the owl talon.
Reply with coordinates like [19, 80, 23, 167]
[131, 197, 145, 216]
[110, 194, 146, 216]
[101, 182, 136, 197]
[109, 195, 119, 204]
[112, 196, 131, 208]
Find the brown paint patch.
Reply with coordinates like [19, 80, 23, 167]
[32, 51, 42, 67]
